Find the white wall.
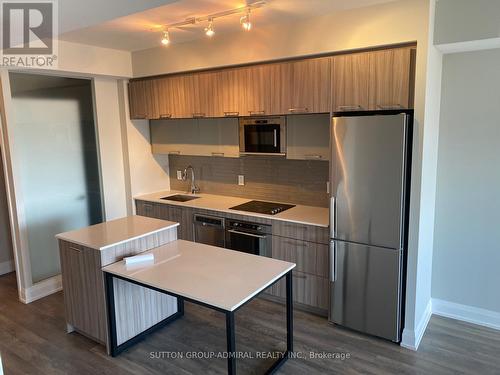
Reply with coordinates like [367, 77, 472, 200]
[432, 49, 500, 329]
[118, 81, 170, 210]
[434, 0, 500, 45]
[93, 78, 129, 219]
[132, 0, 436, 350]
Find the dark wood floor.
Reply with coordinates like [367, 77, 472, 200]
[1, 272, 499, 375]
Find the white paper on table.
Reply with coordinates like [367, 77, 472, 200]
[124, 253, 154, 265]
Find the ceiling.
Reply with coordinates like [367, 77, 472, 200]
[59, 0, 399, 52]
[58, 0, 178, 34]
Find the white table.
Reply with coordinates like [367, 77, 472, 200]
[102, 240, 296, 374]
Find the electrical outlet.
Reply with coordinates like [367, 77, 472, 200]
[238, 175, 245, 186]
[177, 170, 183, 180]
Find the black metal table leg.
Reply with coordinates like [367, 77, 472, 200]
[105, 272, 118, 357]
[286, 271, 293, 354]
[177, 296, 185, 316]
[226, 311, 236, 375]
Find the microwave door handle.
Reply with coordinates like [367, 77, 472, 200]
[273, 129, 277, 148]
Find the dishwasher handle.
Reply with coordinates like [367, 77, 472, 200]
[194, 214, 224, 228]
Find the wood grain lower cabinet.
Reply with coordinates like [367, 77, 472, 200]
[60, 242, 106, 342]
[272, 220, 329, 244]
[272, 236, 329, 278]
[268, 271, 329, 312]
[136, 200, 194, 241]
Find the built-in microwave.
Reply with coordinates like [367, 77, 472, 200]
[239, 116, 286, 156]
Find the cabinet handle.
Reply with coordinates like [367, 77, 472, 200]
[211, 152, 225, 157]
[304, 154, 323, 160]
[133, 114, 147, 119]
[224, 111, 239, 117]
[192, 112, 206, 118]
[283, 239, 308, 248]
[68, 246, 82, 253]
[288, 107, 309, 113]
[249, 110, 265, 116]
[293, 273, 307, 279]
[376, 104, 403, 110]
[159, 113, 172, 119]
[168, 151, 180, 155]
[337, 105, 363, 111]
[143, 203, 153, 209]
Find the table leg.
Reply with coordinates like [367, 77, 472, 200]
[104, 272, 118, 357]
[286, 271, 293, 354]
[177, 296, 185, 316]
[226, 311, 236, 375]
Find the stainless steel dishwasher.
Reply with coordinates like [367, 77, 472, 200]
[193, 214, 225, 247]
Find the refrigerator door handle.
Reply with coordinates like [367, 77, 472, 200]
[330, 196, 336, 238]
[329, 240, 337, 282]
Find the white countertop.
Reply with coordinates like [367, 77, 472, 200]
[56, 215, 179, 250]
[135, 190, 329, 227]
[102, 240, 295, 311]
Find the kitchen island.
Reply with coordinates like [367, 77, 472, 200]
[56, 215, 180, 352]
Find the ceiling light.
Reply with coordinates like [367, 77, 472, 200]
[240, 10, 252, 31]
[205, 19, 215, 37]
[161, 30, 170, 45]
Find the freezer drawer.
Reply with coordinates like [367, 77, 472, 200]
[329, 240, 403, 342]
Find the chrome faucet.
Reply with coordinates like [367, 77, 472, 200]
[182, 165, 200, 194]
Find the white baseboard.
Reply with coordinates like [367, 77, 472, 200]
[19, 274, 62, 304]
[400, 299, 432, 351]
[432, 298, 500, 331]
[0, 259, 15, 275]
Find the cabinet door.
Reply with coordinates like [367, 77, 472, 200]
[59, 242, 107, 343]
[128, 80, 147, 119]
[129, 80, 158, 119]
[136, 200, 162, 218]
[219, 67, 248, 117]
[286, 113, 330, 161]
[269, 270, 329, 311]
[289, 57, 331, 114]
[368, 48, 412, 109]
[150, 119, 198, 155]
[332, 52, 370, 112]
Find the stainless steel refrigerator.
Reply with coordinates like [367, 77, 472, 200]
[329, 111, 412, 342]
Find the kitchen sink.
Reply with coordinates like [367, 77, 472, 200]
[160, 194, 201, 202]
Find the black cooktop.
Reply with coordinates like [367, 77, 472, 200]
[229, 200, 295, 215]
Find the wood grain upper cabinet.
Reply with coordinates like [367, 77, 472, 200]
[288, 57, 331, 114]
[368, 48, 412, 109]
[218, 67, 248, 117]
[129, 79, 158, 119]
[331, 52, 370, 112]
[129, 80, 148, 119]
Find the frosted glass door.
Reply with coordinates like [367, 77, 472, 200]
[10, 74, 103, 283]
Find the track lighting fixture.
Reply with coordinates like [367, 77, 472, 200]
[205, 18, 215, 37]
[161, 30, 170, 45]
[240, 10, 252, 31]
[157, 1, 265, 45]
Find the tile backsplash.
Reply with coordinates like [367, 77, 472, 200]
[169, 155, 329, 207]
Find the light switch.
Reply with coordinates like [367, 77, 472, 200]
[177, 170, 183, 180]
[238, 175, 245, 186]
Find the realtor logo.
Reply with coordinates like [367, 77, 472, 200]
[0, 0, 58, 67]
